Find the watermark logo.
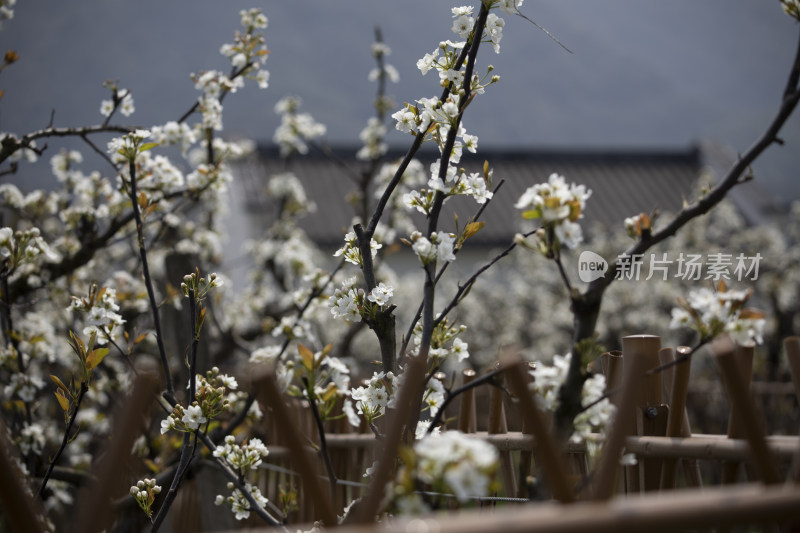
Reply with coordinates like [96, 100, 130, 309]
[578, 250, 609, 283]
[576, 251, 763, 282]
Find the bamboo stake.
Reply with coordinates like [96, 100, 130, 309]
[713, 336, 782, 485]
[518, 362, 536, 498]
[488, 366, 516, 497]
[722, 343, 755, 484]
[501, 352, 574, 503]
[660, 346, 693, 490]
[457, 369, 477, 433]
[600, 351, 623, 409]
[593, 340, 649, 500]
[622, 334, 662, 494]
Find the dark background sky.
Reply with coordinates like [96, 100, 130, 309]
[2, 1, 799, 202]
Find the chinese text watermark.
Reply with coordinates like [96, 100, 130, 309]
[578, 251, 763, 284]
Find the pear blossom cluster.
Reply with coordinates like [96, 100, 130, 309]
[350, 371, 394, 423]
[68, 285, 125, 345]
[0, 0, 15, 26]
[99, 88, 135, 118]
[409, 230, 456, 266]
[17, 421, 46, 456]
[529, 353, 615, 444]
[215, 482, 270, 521]
[409, 320, 470, 365]
[160, 368, 238, 434]
[390, 430, 499, 513]
[149, 121, 198, 155]
[782, 0, 800, 21]
[328, 276, 395, 324]
[402, 160, 493, 214]
[357, 117, 389, 161]
[333, 230, 382, 267]
[328, 277, 366, 323]
[130, 478, 161, 519]
[515, 173, 592, 250]
[624, 212, 653, 240]
[273, 96, 327, 157]
[221, 8, 270, 84]
[107, 129, 154, 164]
[0, 226, 60, 279]
[669, 282, 766, 345]
[266, 172, 317, 217]
[391, 5, 503, 215]
[180, 270, 224, 299]
[193, 8, 271, 131]
[213, 435, 270, 475]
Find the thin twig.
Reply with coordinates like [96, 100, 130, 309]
[36, 381, 88, 499]
[128, 159, 175, 401]
[302, 377, 338, 499]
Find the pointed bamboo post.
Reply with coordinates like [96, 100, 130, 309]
[593, 344, 649, 501]
[714, 336, 781, 485]
[488, 363, 516, 497]
[600, 350, 625, 494]
[518, 361, 536, 498]
[457, 368, 477, 433]
[660, 346, 700, 489]
[722, 343, 755, 484]
[622, 334, 663, 493]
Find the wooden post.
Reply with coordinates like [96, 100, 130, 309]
[518, 362, 536, 498]
[722, 343, 755, 484]
[621, 335, 664, 493]
[714, 336, 782, 485]
[660, 346, 699, 490]
[593, 344, 649, 501]
[489, 365, 517, 497]
[457, 368, 477, 433]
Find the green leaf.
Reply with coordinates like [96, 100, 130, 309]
[462, 221, 485, 241]
[85, 347, 109, 371]
[138, 142, 160, 153]
[298, 343, 315, 371]
[50, 374, 69, 394]
[54, 389, 70, 413]
[522, 209, 542, 220]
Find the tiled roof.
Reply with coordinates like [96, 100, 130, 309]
[232, 144, 742, 247]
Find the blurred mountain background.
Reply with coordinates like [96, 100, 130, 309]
[1, 0, 798, 201]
